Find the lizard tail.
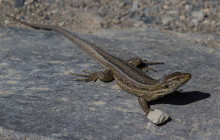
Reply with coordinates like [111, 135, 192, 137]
[6, 14, 54, 31]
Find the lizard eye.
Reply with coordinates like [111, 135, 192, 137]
[176, 77, 180, 81]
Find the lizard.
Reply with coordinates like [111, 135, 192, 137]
[7, 15, 191, 116]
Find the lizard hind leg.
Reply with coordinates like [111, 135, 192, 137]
[127, 57, 164, 72]
[70, 69, 114, 82]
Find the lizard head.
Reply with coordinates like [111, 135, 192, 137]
[150, 72, 191, 98]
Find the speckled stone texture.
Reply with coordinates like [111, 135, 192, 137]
[0, 27, 219, 140]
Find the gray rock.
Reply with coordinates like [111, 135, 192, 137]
[185, 4, 193, 11]
[0, 27, 219, 139]
[14, 0, 25, 7]
[167, 10, 179, 16]
[131, 1, 139, 12]
[161, 16, 174, 25]
[0, 127, 53, 140]
[71, 0, 86, 8]
[192, 10, 204, 21]
[191, 18, 200, 26]
[143, 8, 150, 16]
[24, 0, 34, 5]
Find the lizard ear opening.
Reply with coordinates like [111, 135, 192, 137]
[159, 79, 163, 83]
[159, 76, 165, 83]
[167, 81, 173, 86]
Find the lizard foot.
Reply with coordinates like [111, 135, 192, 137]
[69, 70, 98, 82]
[70, 69, 114, 82]
[127, 58, 164, 72]
[140, 59, 164, 72]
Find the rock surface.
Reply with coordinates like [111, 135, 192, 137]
[0, 27, 219, 139]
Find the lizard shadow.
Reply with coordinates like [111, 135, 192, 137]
[148, 91, 210, 126]
[149, 91, 210, 105]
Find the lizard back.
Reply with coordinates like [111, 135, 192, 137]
[9, 17, 159, 88]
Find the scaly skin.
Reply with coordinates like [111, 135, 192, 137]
[8, 15, 191, 115]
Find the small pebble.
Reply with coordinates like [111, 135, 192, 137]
[147, 109, 170, 125]
[131, 1, 139, 12]
[24, 0, 35, 5]
[162, 16, 174, 25]
[15, 0, 25, 7]
[192, 10, 204, 21]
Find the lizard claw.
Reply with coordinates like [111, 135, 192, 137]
[126, 58, 163, 72]
[142, 59, 164, 65]
[69, 70, 98, 82]
[141, 60, 164, 72]
[141, 66, 157, 72]
[82, 70, 95, 74]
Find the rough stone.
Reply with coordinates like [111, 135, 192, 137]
[24, 0, 35, 5]
[162, 16, 174, 25]
[192, 10, 204, 21]
[191, 18, 200, 26]
[147, 109, 170, 125]
[0, 27, 219, 139]
[131, 1, 139, 12]
[14, 0, 25, 7]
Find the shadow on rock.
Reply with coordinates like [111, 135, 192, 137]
[150, 91, 210, 105]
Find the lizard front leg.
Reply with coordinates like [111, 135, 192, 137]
[70, 69, 114, 82]
[138, 94, 154, 115]
[127, 58, 164, 72]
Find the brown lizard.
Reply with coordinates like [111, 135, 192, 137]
[8, 15, 191, 116]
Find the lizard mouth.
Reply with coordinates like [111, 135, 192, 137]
[182, 73, 191, 83]
[174, 73, 191, 90]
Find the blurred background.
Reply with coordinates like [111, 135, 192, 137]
[1, 0, 219, 47]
